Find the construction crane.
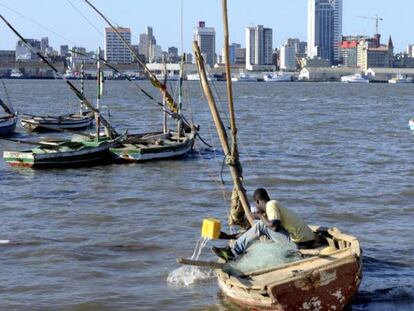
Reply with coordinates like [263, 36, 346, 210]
[358, 14, 384, 34]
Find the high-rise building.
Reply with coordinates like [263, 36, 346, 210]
[245, 25, 273, 70]
[104, 27, 131, 64]
[138, 27, 157, 63]
[60, 45, 69, 57]
[307, 0, 342, 64]
[41, 37, 49, 52]
[167, 47, 179, 63]
[221, 43, 241, 65]
[407, 44, 414, 57]
[280, 43, 297, 71]
[193, 21, 216, 67]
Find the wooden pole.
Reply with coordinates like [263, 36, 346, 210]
[193, 41, 254, 226]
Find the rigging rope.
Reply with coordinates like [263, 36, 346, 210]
[65, 0, 104, 36]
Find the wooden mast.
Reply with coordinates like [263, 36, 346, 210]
[193, 41, 254, 226]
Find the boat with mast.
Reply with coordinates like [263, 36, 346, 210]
[82, 0, 197, 163]
[178, 1, 362, 310]
[20, 61, 94, 132]
[0, 79, 17, 137]
[1, 14, 122, 169]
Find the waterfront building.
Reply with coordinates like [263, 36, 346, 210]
[407, 44, 414, 58]
[245, 25, 274, 71]
[280, 43, 296, 71]
[235, 47, 246, 65]
[41, 37, 49, 52]
[307, 0, 342, 64]
[357, 35, 393, 70]
[104, 27, 132, 64]
[16, 39, 41, 62]
[0, 50, 16, 63]
[194, 21, 216, 67]
[299, 66, 356, 81]
[60, 45, 69, 57]
[167, 47, 179, 63]
[221, 43, 240, 65]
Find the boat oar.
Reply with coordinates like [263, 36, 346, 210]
[176, 257, 225, 270]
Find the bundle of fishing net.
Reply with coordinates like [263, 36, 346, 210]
[224, 236, 302, 276]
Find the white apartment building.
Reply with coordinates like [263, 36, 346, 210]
[245, 25, 273, 71]
[104, 27, 132, 64]
[280, 44, 296, 71]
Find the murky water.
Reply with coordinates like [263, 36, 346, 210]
[0, 80, 413, 310]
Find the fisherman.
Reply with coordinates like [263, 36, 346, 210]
[212, 188, 316, 261]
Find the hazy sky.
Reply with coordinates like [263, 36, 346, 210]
[0, 0, 412, 53]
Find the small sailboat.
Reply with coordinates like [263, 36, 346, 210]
[82, 0, 197, 163]
[0, 98, 17, 137]
[1, 14, 120, 169]
[178, 2, 362, 310]
[20, 62, 94, 132]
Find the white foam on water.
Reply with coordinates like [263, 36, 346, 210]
[0, 240, 10, 244]
[167, 265, 215, 286]
[167, 237, 214, 286]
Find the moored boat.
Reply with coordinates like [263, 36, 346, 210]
[388, 74, 413, 84]
[3, 134, 123, 168]
[0, 98, 17, 136]
[341, 74, 369, 83]
[20, 111, 94, 132]
[231, 73, 258, 82]
[264, 72, 291, 82]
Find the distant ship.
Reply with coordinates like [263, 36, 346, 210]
[10, 69, 23, 78]
[341, 74, 369, 83]
[231, 73, 257, 82]
[186, 73, 217, 81]
[388, 74, 413, 84]
[263, 72, 292, 82]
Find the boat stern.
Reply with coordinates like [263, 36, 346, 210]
[3, 151, 35, 167]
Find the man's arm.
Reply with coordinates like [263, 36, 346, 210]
[260, 215, 280, 231]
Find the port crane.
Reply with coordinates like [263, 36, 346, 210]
[358, 14, 384, 34]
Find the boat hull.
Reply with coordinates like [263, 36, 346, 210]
[111, 131, 196, 163]
[21, 113, 94, 132]
[2, 133, 127, 168]
[216, 227, 362, 311]
[0, 116, 17, 136]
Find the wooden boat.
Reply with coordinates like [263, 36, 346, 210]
[111, 130, 196, 163]
[216, 226, 362, 310]
[178, 2, 362, 310]
[82, 1, 198, 163]
[3, 133, 124, 168]
[20, 61, 93, 132]
[0, 15, 121, 169]
[20, 111, 94, 132]
[0, 98, 17, 136]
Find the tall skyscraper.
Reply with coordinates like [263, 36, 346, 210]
[245, 25, 273, 70]
[104, 27, 131, 64]
[138, 27, 157, 63]
[193, 21, 216, 67]
[307, 0, 342, 64]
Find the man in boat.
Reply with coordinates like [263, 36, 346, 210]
[212, 188, 315, 261]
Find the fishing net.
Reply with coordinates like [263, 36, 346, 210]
[223, 238, 302, 276]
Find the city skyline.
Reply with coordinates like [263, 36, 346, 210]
[0, 0, 413, 53]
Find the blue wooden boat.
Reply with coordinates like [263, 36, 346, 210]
[0, 98, 17, 137]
